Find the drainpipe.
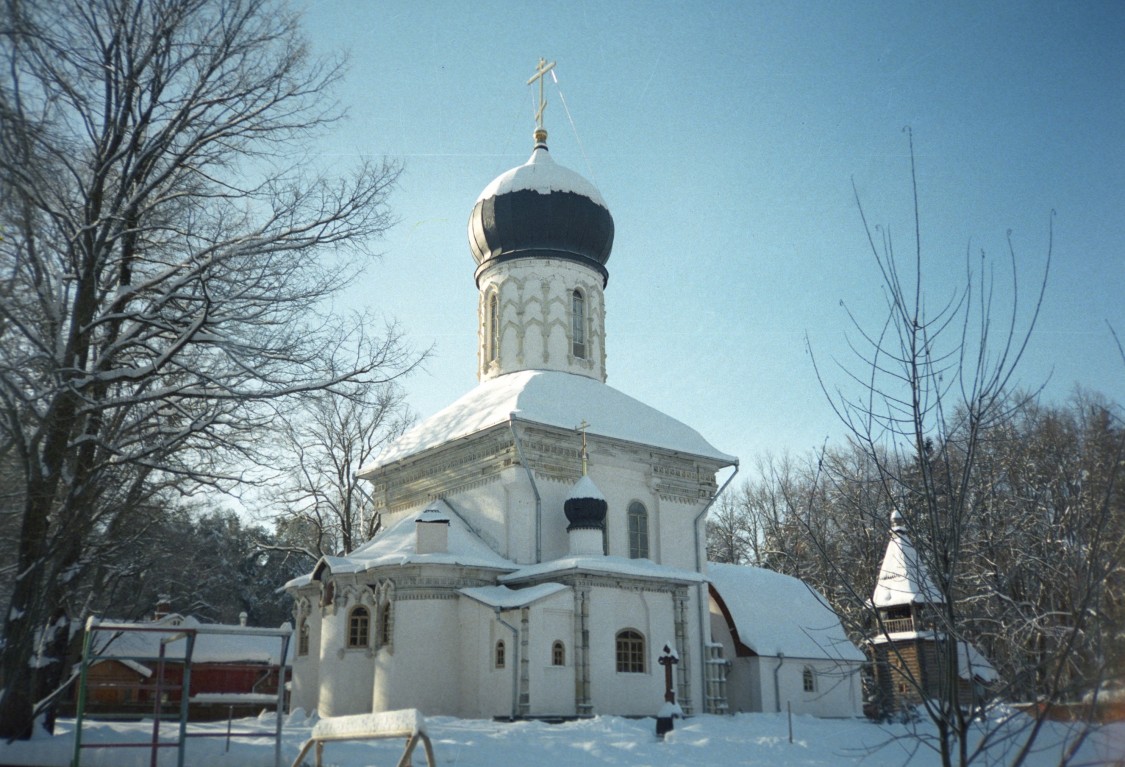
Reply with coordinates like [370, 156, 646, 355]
[495, 609, 520, 720]
[509, 414, 542, 563]
[692, 462, 739, 713]
[774, 652, 785, 712]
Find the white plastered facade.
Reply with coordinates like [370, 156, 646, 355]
[478, 258, 607, 384]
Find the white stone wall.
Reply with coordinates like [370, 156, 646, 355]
[455, 598, 515, 718]
[477, 258, 606, 383]
[524, 595, 576, 716]
[584, 585, 678, 716]
[709, 596, 863, 717]
[289, 591, 320, 714]
[453, 590, 578, 719]
[374, 588, 462, 716]
[316, 581, 376, 717]
[750, 656, 863, 718]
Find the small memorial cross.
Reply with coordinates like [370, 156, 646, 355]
[655, 643, 681, 739]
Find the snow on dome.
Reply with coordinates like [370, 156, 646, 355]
[359, 370, 737, 474]
[708, 562, 866, 662]
[567, 474, 605, 501]
[468, 146, 614, 274]
[476, 146, 607, 208]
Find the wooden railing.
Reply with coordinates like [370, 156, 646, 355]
[879, 617, 915, 634]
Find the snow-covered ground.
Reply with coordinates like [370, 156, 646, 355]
[2, 710, 1121, 767]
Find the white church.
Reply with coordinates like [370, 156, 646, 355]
[285, 67, 865, 720]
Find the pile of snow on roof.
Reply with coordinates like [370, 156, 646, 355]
[708, 562, 865, 662]
[361, 370, 737, 471]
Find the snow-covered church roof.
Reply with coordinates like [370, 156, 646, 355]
[708, 562, 866, 662]
[872, 522, 944, 608]
[285, 500, 709, 591]
[460, 583, 569, 609]
[284, 502, 517, 589]
[501, 555, 706, 586]
[360, 370, 737, 474]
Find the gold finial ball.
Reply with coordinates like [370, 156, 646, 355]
[534, 127, 548, 145]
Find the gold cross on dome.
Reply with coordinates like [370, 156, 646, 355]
[527, 57, 557, 131]
[576, 419, 590, 475]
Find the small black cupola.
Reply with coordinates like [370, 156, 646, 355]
[564, 474, 608, 532]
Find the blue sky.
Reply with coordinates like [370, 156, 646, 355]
[299, 1, 1124, 470]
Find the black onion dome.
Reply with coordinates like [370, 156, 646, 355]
[469, 144, 614, 285]
[564, 474, 607, 532]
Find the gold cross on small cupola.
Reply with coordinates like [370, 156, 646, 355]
[576, 419, 590, 475]
[527, 57, 556, 145]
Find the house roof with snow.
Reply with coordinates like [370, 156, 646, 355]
[872, 523, 944, 608]
[87, 614, 292, 666]
[708, 562, 866, 662]
[284, 502, 517, 590]
[359, 370, 737, 474]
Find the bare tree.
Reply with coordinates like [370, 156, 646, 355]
[0, 0, 417, 739]
[806, 130, 1093, 766]
[706, 489, 756, 565]
[963, 392, 1124, 710]
[269, 381, 415, 562]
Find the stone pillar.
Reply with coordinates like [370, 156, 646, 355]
[673, 588, 693, 714]
[574, 584, 592, 716]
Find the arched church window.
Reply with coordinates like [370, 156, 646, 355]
[571, 289, 586, 359]
[347, 606, 369, 649]
[803, 666, 817, 693]
[615, 629, 645, 673]
[627, 501, 649, 559]
[487, 291, 500, 362]
[495, 640, 506, 669]
[378, 601, 392, 648]
[298, 619, 310, 656]
[552, 640, 565, 666]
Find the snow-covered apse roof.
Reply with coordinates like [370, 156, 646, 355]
[708, 562, 865, 662]
[360, 370, 737, 473]
[284, 503, 515, 589]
